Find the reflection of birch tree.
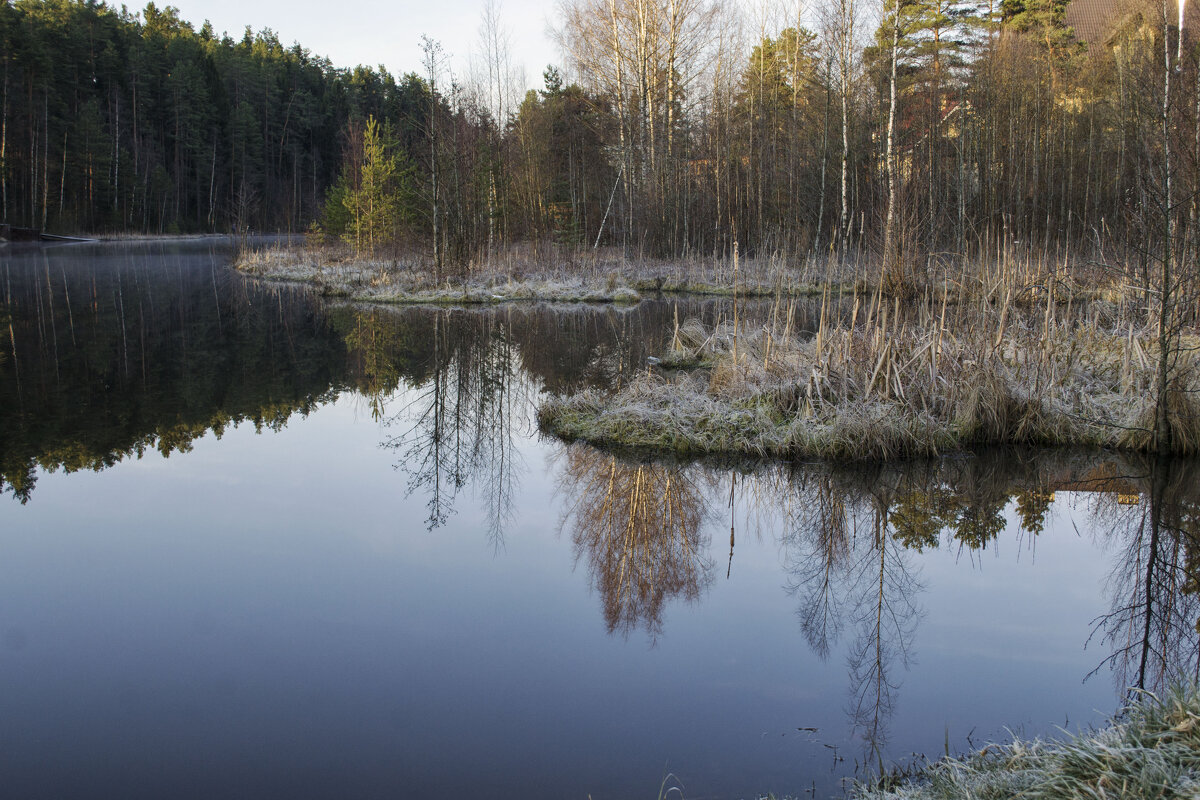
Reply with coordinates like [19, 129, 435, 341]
[1089, 460, 1200, 694]
[374, 308, 529, 540]
[844, 482, 922, 765]
[782, 471, 852, 660]
[556, 445, 714, 640]
[773, 463, 923, 762]
[471, 312, 522, 546]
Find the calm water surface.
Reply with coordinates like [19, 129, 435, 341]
[1, 240, 1197, 799]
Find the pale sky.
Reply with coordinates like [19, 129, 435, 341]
[163, 0, 562, 92]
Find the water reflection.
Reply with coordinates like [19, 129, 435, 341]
[0, 242, 347, 502]
[774, 455, 1200, 758]
[364, 307, 528, 537]
[0, 240, 766, 506]
[1088, 459, 1200, 694]
[331, 300, 783, 537]
[7, 242, 1200, 795]
[555, 447, 714, 640]
[550, 447, 1200, 765]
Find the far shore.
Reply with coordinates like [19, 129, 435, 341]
[233, 242, 853, 306]
[232, 241, 1123, 309]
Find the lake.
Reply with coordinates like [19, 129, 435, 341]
[1, 239, 1197, 799]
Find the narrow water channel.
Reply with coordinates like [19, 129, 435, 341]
[1, 240, 1195, 799]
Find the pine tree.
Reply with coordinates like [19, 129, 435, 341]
[343, 116, 399, 257]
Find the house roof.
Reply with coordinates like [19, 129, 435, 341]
[1065, 0, 1200, 43]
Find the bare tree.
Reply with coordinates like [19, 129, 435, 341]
[422, 36, 447, 280]
[557, 0, 721, 252]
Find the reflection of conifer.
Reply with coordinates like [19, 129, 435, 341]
[345, 310, 405, 420]
[1, 248, 347, 504]
[1015, 489, 1055, 536]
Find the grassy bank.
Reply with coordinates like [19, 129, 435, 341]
[854, 685, 1200, 800]
[234, 240, 1128, 309]
[538, 282, 1200, 459]
[233, 243, 860, 305]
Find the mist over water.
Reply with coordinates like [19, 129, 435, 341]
[0, 240, 1195, 799]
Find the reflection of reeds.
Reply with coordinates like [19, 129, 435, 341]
[541, 281, 1200, 459]
[557, 445, 714, 639]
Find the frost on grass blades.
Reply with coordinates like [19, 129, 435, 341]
[234, 243, 844, 305]
[539, 275, 1200, 460]
[854, 686, 1200, 800]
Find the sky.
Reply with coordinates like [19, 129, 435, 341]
[163, 0, 562, 91]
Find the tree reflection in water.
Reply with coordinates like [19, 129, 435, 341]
[8, 244, 1200, 782]
[845, 476, 922, 768]
[349, 300, 757, 541]
[774, 464, 923, 764]
[361, 307, 530, 541]
[555, 445, 715, 641]
[1087, 459, 1200, 694]
[0, 243, 348, 503]
[665, 452, 1200, 766]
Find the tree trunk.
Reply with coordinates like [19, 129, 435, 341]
[882, 10, 900, 272]
[1155, 0, 1174, 454]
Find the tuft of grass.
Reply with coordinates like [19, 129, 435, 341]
[854, 684, 1200, 800]
[538, 280, 1200, 459]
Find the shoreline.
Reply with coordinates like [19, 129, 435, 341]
[231, 242, 1123, 310]
[851, 685, 1200, 800]
[538, 302, 1200, 460]
[233, 243, 886, 306]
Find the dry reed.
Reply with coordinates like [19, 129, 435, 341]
[539, 276, 1200, 459]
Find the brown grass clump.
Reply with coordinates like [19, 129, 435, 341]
[539, 280, 1200, 460]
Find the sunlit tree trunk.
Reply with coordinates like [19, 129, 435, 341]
[882, 6, 900, 271]
[838, 0, 855, 252]
[423, 37, 444, 280]
[1156, 0, 1175, 453]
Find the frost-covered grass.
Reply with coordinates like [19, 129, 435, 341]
[234, 239, 1130, 312]
[854, 685, 1200, 800]
[538, 285, 1200, 459]
[233, 243, 849, 305]
[235, 245, 647, 304]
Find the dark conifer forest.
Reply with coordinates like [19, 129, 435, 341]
[2, 0, 1198, 266]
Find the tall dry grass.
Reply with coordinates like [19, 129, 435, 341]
[540, 257, 1200, 459]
